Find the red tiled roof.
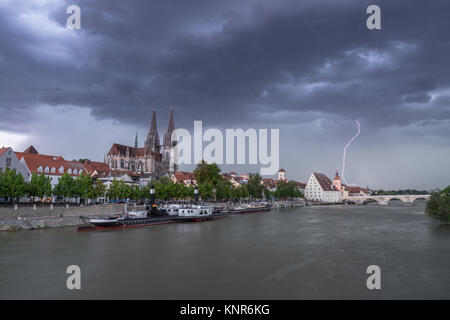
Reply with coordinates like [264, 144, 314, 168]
[348, 187, 362, 193]
[110, 170, 141, 178]
[278, 168, 286, 172]
[313, 173, 337, 191]
[173, 171, 195, 182]
[347, 187, 371, 194]
[296, 182, 307, 188]
[83, 160, 110, 175]
[15, 152, 83, 176]
[262, 178, 277, 188]
[0, 147, 9, 157]
[108, 143, 162, 161]
[23, 145, 39, 154]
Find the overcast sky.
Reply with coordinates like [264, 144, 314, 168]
[1, 0, 450, 190]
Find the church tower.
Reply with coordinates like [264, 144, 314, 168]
[333, 170, 342, 191]
[163, 107, 174, 152]
[145, 109, 160, 153]
[163, 107, 177, 172]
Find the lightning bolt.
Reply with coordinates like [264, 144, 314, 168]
[341, 120, 360, 184]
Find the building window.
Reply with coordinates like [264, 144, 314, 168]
[6, 158, 11, 166]
[51, 167, 56, 173]
[68, 169, 72, 174]
[45, 167, 49, 173]
[38, 166, 43, 172]
[74, 169, 78, 175]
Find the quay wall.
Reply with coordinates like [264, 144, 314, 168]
[0, 203, 127, 231]
[0, 203, 126, 219]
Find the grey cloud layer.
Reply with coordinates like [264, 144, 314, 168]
[1, 0, 449, 134]
[1, 0, 450, 189]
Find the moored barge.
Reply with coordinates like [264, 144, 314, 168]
[226, 202, 272, 214]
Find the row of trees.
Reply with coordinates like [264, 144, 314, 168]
[1, 161, 304, 204]
[0, 168, 104, 204]
[0, 169, 54, 204]
[192, 160, 303, 200]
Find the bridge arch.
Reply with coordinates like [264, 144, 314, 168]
[388, 198, 404, 206]
[363, 198, 379, 205]
[412, 197, 429, 206]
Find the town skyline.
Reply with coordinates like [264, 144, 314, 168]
[1, 0, 450, 190]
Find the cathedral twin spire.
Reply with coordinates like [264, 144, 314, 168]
[144, 107, 174, 153]
[163, 107, 174, 148]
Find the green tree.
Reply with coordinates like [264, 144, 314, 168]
[0, 168, 27, 204]
[194, 160, 221, 186]
[73, 173, 94, 204]
[166, 180, 178, 200]
[92, 179, 106, 200]
[53, 173, 75, 203]
[247, 173, 264, 199]
[275, 180, 303, 200]
[186, 185, 195, 200]
[199, 181, 214, 200]
[141, 184, 151, 201]
[122, 184, 133, 200]
[107, 179, 121, 200]
[27, 173, 52, 202]
[230, 184, 249, 201]
[130, 185, 142, 202]
[215, 179, 232, 201]
[173, 182, 187, 199]
[263, 187, 273, 199]
[153, 178, 169, 200]
[426, 186, 450, 222]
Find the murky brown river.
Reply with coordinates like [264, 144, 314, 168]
[1, 203, 449, 299]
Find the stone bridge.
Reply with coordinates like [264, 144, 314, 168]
[342, 195, 430, 205]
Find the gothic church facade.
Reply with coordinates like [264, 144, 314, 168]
[105, 108, 177, 175]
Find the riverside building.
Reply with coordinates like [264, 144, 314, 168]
[305, 172, 341, 203]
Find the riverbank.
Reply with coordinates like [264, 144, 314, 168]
[0, 200, 304, 231]
[0, 203, 125, 231]
[1, 216, 85, 231]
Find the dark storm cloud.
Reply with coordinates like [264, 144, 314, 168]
[1, 0, 450, 135]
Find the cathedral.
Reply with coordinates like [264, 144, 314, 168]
[105, 108, 177, 175]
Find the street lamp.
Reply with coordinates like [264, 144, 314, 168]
[150, 185, 155, 206]
[194, 186, 199, 203]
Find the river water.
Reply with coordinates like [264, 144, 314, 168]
[1, 203, 449, 299]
